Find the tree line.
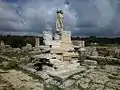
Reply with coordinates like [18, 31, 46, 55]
[72, 36, 120, 46]
[0, 35, 120, 48]
[0, 35, 35, 48]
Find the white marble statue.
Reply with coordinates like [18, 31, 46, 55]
[56, 10, 64, 31]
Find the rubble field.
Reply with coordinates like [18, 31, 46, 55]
[0, 46, 120, 90]
[0, 64, 120, 90]
[0, 69, 44, 90]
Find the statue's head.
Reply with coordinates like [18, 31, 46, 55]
[56, 10, 63, 14]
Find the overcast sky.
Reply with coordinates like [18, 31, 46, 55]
[0, 0, 120, 36]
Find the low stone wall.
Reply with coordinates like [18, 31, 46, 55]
[86, 56, 120, 65]
[0, 55, 13, 61]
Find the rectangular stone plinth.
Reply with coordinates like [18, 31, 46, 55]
[47, 66, 87, 81]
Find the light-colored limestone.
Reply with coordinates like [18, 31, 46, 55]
[35, 38, 40, 47]
[0, 69, 44, 90]
[84, 60, 97, 66]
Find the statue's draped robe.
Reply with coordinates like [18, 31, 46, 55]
[56, 12, 64, 32]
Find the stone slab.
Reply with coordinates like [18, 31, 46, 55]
[47, 66, 87, 81]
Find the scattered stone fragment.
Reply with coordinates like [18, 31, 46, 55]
[72, 75, 81, 80]
[63, 80, 75, 88]
[88, 84, 104, 90]
[105, 80, 120, 90]
[84, 60, 97, 66]
[86, 71, 109, 84]
[76, 77, 90, 89]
